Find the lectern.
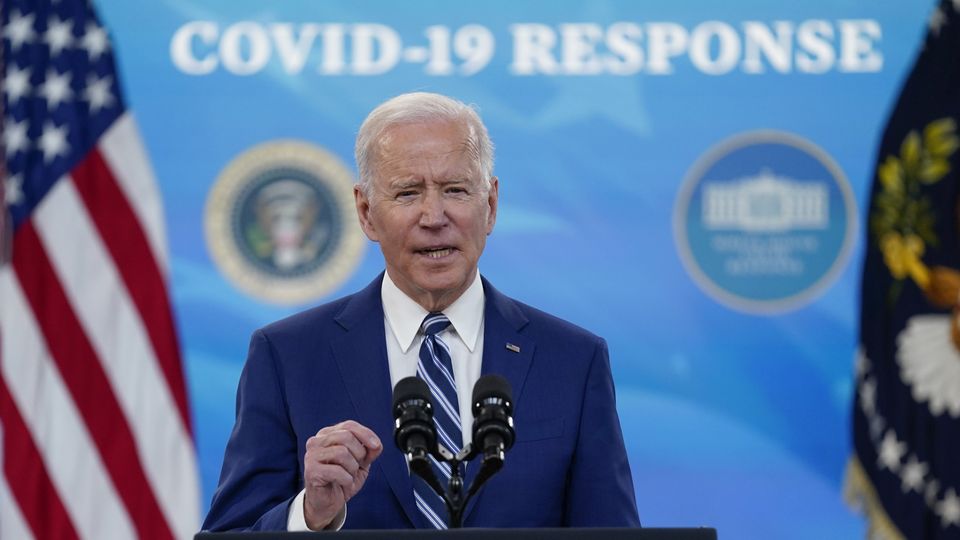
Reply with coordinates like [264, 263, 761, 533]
[196, 528, 716, 540]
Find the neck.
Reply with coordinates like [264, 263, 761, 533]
[386, 269, 478, 313]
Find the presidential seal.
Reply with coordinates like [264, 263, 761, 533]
[673, 131, 857, 314]
[205, 140, 365, 305]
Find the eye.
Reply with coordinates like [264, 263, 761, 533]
[396, 190, 418, 199]
[446, 186, 468, 194]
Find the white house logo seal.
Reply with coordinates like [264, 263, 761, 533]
[673, 131, 857, 314]
[205, 140, 364, 305]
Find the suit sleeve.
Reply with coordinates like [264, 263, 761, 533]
[564, 338, 641, 527]
[201, 329, 301, 531]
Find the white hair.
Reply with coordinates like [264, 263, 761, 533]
[355, 92, 494, 195]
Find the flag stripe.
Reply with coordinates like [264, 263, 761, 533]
[0, 268, 136, 540]
[98, 114, 170, 273]
[11, 223, 174, 540]
[71, 146, 191, 435]
[0, 473, 35, 540]
[33, 177, 199, 538]
[0, 376, 78, 540]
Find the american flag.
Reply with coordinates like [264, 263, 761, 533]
[0, 1, 199, 539]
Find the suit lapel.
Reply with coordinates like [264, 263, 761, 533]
[463, 277, 536, 523]
[331, 274, 423, 528]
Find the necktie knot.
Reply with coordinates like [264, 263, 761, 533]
[421, 312, 451, 337]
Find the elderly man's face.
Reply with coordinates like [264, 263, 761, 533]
[355, 119, 498, 311]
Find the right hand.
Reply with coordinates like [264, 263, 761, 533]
[302, 420, 383, 530]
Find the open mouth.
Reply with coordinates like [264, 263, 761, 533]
[418, 247, 455, 259]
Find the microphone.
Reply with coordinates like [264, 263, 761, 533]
[471, 374, 515, 470]
[392, 377, 444, 497]
[392, 376, 437, 461]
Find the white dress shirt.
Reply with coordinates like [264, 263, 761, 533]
[287, 270, 486, 530]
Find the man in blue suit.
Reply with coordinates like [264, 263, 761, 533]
[202, 92, 639, 531]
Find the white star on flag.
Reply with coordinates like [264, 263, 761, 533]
[855, 351, 871, 379]
[44, 16, 74, 57]
[4, 175, 24, 206]
[936, 488, 960, 527]
[83, 74, 114, 113]
[927, 479, 942, 507]
[869, 414, 886, 441]
[4, 64, 32, 104]
[40, 69, 73, 111]
[877, 430, 906, 472]
[930, 6, 947, 36]
[899, 455, 928, 493]
[860, 378, 877, 415]
[3, 10, 36, 51]
[81, 22, 109, 61]
[3, 117, 30, 156]
[38, 120, 69, 162]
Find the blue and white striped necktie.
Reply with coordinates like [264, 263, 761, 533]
[413, 312, 461, 529]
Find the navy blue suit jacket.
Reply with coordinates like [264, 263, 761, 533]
[202, 274, 639, 531]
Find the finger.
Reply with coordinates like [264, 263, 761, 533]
[337, 420, 382, 454]
[314, 420, 379, 449]
[310, 445, 361, 476]
[312, 421, 382, 462]
[308, 430, 368, 462]
[359, 437, 383, 468]
[306, 463, 354, 490]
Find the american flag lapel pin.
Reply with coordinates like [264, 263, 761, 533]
[505, 343, 521, 353]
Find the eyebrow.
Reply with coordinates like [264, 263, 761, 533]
[437, 178, 470, 186]
[387, 177, 472, 190]
[388, 178, 423, 190]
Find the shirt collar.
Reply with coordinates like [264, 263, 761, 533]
[381, 270, 485, 354]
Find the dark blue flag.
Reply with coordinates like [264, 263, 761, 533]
[847, 1, 960, 539]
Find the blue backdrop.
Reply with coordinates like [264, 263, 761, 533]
[93, 1, 935, 537]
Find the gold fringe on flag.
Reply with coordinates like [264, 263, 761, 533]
[844, 457, 906, 540]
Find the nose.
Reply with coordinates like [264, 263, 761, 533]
[418, 189, 448, 228]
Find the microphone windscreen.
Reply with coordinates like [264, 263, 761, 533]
[392, 376, 431, 412]
[472, 374, 512, 405]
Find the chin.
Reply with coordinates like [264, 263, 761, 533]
[416, 271, 470, 296]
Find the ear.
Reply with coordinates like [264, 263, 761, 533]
[354, 184, 380, 242]
[485, 176, 499, 235]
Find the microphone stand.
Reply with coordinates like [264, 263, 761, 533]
[413, 443, 500, 528]
[396, 374, 514, 529]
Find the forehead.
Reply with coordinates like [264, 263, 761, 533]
[373, 120, 479, 182]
